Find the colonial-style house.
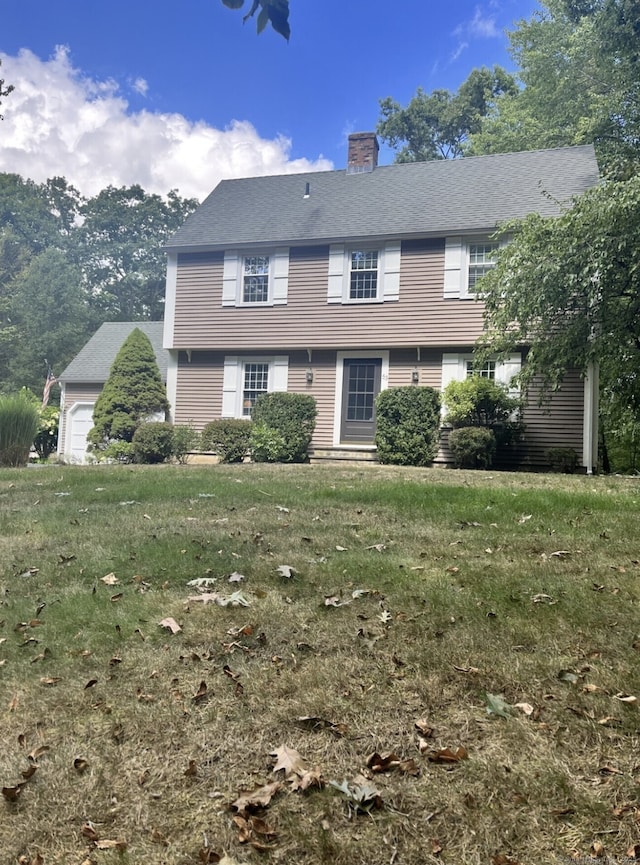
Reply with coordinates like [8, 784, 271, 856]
[57, 321, 169, 462]
[162, 134, 600, 470]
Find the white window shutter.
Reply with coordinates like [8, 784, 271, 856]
[382, 240, 401, 301]
[496, 353, 522, 391]
[441, 353, 462, 389]
[222, 251, 239, 307]
[222, 356, 239, 417]
[444, 237, 463, 299]
[272, 248, 289, 305]
[271, 356, 289, 392]
[327, 244, 345, 303]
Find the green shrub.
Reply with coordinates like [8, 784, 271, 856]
[375, 386, 441, 466]
[448, 426, 496, 469]
[0, 393, 40, 467]
[89, 328, 169, 452]
[201, 419, 252, 463]
[546, 446, 579, 473]
[443, 376, 522, 430]
[132, 422, 175, 464]
[33, 405, 59, 460]
[93, 441, 135, 463]
[250, 392, 317, 462]
[250, 422, 288, 463]
[172, 423, 200, 465]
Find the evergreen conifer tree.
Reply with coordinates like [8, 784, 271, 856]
[88, 328, 169, 450]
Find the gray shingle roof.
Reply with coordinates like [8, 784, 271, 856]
[166, 145, 599, 251]
[59, 322, 168, 384]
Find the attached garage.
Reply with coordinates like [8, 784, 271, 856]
[57, 322, 170, 463]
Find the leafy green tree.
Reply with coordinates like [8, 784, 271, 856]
[377, 67, 517, 162]
[221, 0, 290, 39]
[478, 175, 640, 417]
[6, 248, 93, 394]
[74, 186, 198, 320]
[469, 0, 640, 176]
[88, 328, 169, 450]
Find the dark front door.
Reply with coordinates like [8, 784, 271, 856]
[340, 358, 382, 443]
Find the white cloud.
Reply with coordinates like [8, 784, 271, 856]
[453, 5, 500, 42]
[0, 47, 333, 200]
[132, 77, 149, 97]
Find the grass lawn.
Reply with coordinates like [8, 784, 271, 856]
[1, 463, 639, 865]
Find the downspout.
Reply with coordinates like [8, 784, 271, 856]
[583, 361, 599, 474]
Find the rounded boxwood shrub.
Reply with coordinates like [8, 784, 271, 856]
[201, 419, 252, 463]
[375, 386, 441, 466]
[250, 392, 317, 463]
[448, 426, 496, 469]
[132, 422, 175, 464]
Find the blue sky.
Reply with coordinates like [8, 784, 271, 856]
[1, 0, 538, 199]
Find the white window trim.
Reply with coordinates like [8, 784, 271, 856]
[327, 241, 401, 304]
[222, 355, 289, 419]
[332, 350, 390, 447]
[441, 352, 522, 417]
[222, 249, 289, 307]
[444, 235, 504, 300]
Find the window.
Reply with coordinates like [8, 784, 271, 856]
[466, 359, 496, 379]
[242, 362, 269, 416]
[444, 236, 502, 299]
[222, 355, 289, 418]
[349, 251, 379, 300]
[222, 249, 289, 307]
[242, 256, 270, 304]
[467, 241, 498, 294]
[327, 241, 401, 304]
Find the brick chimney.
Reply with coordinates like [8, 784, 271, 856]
[347, 132, 379, 174]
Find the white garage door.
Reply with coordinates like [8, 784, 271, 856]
[67, 403, 95, 463]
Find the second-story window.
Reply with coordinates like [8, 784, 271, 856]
[467, 241, 498, 294]
[349, 250, 379, 300]
[243, 256, 270, 303]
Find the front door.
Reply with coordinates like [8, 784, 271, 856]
[340, 358, 382, 443]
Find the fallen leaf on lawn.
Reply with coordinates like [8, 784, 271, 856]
[415, 719, 435, 737]
[28, 745, 50, 762]
[288, 768, 324, 792]
[276, 506, 289, 513]
[40, 676, 62, 686]
[558, 669, 579, 684]
[231, 781, 283, 816]
[95, 840, 127, 851]
[110, 593, 123, 602]
[271, 744, 307, 777]
[187, 577, 218, 587]
[2, 783, 25, 802]
[365, 543, 386, 552]
[366, 751, 420, 776]
[486, 693, 513, 718]
[101, 572, 119, 585]
[431, 838, 443, 855]
[518, 514, 532, 523]
[192, 681, 209, 703]
[295, 715, 348, 736]
[159, 617, 182, 634]
[427, 746, 468, 764]
[329, 776, 383, 812]
[277, 565, 296, 578]
[582, 683, 603, 693]
[82, 823, 99, 842]
[613, 692, 637, 704]
[21, 765, 38, 780]
[324, 595, 351, 608]
[626, 844, 640, 859]
[550, 550, 571, 558]
[599, 764, 623, 776]
[378, 610, 392, 623]
[228, 572, 245, 583]
[590, 841, 606, 857]
[513, 702, 534, 716]
[532, 593, 556, 604]
[74, 758, 89, 772]
[491, 855, 522, 865]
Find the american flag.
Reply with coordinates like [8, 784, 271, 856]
[42, 369, 57, 409]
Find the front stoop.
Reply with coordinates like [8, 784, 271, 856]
[308, 447, 378, 464]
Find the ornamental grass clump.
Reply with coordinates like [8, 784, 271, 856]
[0, 392, 40, 466]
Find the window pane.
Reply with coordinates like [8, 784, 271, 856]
[468, 242, 497, 293]
[347, 363, 376, 421]
[466, 359, 496, 379]
[349, 250, 378, 299]
[242, 362, 269, 416]
[243, 256, 270, 303]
